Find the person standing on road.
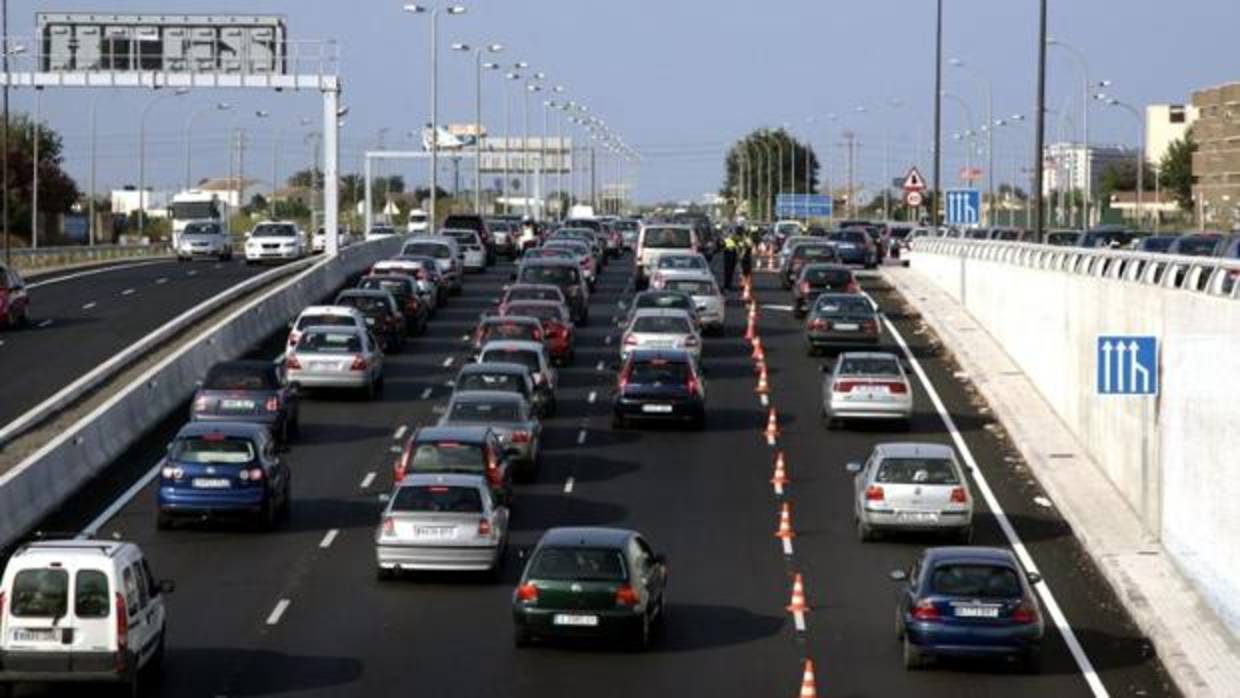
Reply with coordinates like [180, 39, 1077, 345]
[738, 229, 754, 284]
[722, 230, 738, 291]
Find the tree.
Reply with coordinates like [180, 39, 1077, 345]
[287, 168, 324, 189]
[3, 113, 81, 243]
[1099, 160, 1156, 198]
[382, 175, 406, 195]
[721, 129, 820, 220]
[1159, 131, 1196, 212]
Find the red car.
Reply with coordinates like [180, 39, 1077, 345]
[0, 264, 30, 328]
[471, 316, 544, 357]
[501, 300, 575, 365]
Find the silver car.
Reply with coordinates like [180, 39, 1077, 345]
[620, 308, 702, 363]
[375, 473, 509, 577]
[478, 340, 558, 397]
[402, 238, 463, 294]
[846, 442, 973, 543]
[438, 390, 542, 481]
[821, 352, 913, 429]
[286, 325, 384, 398]
[657, 271, 726, 335]
[443, 229, 487, 272]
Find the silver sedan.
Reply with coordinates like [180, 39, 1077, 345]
[286, 325, 384, 399]
[438, 390, 542, 482]
[846, 442, 973, 543]
[821, 352, 913, 429]
[375, 473, 509, 577]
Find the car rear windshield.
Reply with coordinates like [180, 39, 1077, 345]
[480, 349, 540, 372]
[657, 255, 706, 270]
[507, 287, 561, 303]
[643, 228, 692, 248]
[506, 305, 560, 322]
[814, 296, 872, 315]
[636, 293, 691, 311]
[633, 316, 691, 334]
[74, 570, 110, 618]
[876, 457, 959, 485]
[296, 314, 357, 331]
[411, 442, 486, 471]
[483, 323, 540, 341]
[628, 360, 691, 384]
[828, 231, 869, 244]
[393, 485, 484, 513]
[336, 295, 390, 315]
[520, 266, 578, 286]
[664, 279, 716, 295]
[170, 437, 257, 464]
[360, 279, 409, 295]
[403, 243, 451, 259]
[298, 331, 363, 354]
[805, 268, 851, 285]
[11, 569, 68, 617]
[450, 400, 521, 422]
[529, 547, 627, 582]
[203, 365, 279, 391]
[458, 372, 524, 394]
[795, 246, 835, 259]
[930, 564, 1021, 598]
[837, 357, 900, 376]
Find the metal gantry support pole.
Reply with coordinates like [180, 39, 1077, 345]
[932, 0, 944, 227]
[364, 154, 373, 236]
[322, 88, 341, 256]
[30, 86, 39, 248]
[89, 94, 98, 246]
[1033, 0, 1049, 242]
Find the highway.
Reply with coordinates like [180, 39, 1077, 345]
[15, 253, 1178, 697]
[0, 259, 275, 429]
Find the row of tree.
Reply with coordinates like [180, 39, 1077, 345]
[721, 129, 820, 220]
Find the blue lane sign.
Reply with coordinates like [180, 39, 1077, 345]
[945, 189, 981, 226]
[775, 194, 832, 218]
[1097, 336, 1158, 396]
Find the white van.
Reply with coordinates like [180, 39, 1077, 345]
[635, 224, 697, 287]
[0, 539, 173, 695]
[407, 209, 430, 234]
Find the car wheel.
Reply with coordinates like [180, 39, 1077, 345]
[278, 419, 290, 444]
[612, 414, 626, 430]
[895, 611, 905, 641]
[689, 414, 705, 430]
[156, 511, 173, 531]
[629, 613, 651, 652]
[376, 566, 396, 582]
[363, 379, 376, 401]
[856, 518, 874, 543]
[902, 637, 923, 670]
[513, 627, 532, 648]
[806, 344, 819, 357]
[793, 308, 806, 319]
[547, 396, 558, 417]
[150, 625, 167, 674]
[289, 414, 302, 439]
[260, 500, 279, 531]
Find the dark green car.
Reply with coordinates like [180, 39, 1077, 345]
[512, 527, 667, 649]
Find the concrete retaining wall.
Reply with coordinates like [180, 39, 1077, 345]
[909, 245, 1240, 635]
[0, 240, 400, 550]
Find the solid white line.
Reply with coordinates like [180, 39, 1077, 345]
[461, 334, 470, 342]
[360, 472, 377, 490]
[393, 425, 407, 440]
[875, 296, 1110, 698]
[319, 529, 339, 549]
[420, 387, 433, 400]
[27, 259, 169, 289]
[587, 390, 598, 404]
[781, 538, 794, 556]
[265, 599, 291, 625]
[604, 336, 612, 345]
[577, 429, 587, 445]
[793, 610, 807, 632]
[81, 302, 97, 310]
[442, 356, 454, 368]
[78, 463, 162, 538]
[120, 288, 135, 296]
[774, 482, 785, 496]
[186, 270, 197, 277]
[564, 477, 575, 494]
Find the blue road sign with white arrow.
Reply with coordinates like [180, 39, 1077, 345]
[1097, 336, 1158, 396]
[945, 189, 981, 226]
[775, 194, 832, 218]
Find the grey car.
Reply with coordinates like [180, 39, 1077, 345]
[847, 442, 974, 543]
[455, 362, 549, 418]
[439, 390, 542, 482]
[286, 325, 385, 398]
[478, 340, 558, 412]
[805, 293, 881, 355]
[822, 352, 914, 429]
[375, 473, 510, 577]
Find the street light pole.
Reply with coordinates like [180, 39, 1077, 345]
[185, 102, 231, 192]
[138, 87, 189, 240]
[1048, 39, 1094, 228]
[453, 42, 502, 214]
[932, 0, 943, 226]
[949, 59, 994, 225]
[1033, 0, 1049, 242]
[1106, 99, 1146, 230]
[522, 75, 544, 218]
[405, 4, 467, 229]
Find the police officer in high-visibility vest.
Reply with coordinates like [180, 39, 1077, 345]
[738, 230, 754, 283]
[722, 231, 739, 291]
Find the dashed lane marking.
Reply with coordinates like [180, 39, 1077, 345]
[36, 319, 53, 328]
[587, 391, 597, 404]
[393, 425, 407, 440]
[360, 472, 377, 490]
[793, 610, 807, 633]
[577, 429, 587, 445]
[155, 277, 168, 285]
[596, 360, 605, 371]
[26, 260, 168, 289]
[421, 387, 433, 400]
[319, 529, 339, 549]
[442, 357, 454, 368]
[81, 302, 97, 310]
[265, 599, 291, 625]
[564, 477, 575, 494]
[782, 538, 794, 556]
[121, 288, 135, 296]
[187, 270, 198, 276]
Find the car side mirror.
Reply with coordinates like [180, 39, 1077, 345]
[158, 579, 176, 594]
[1026, 572, 1042, 585]
[846, 461, 863, 474]
[888, 569, 908, 582]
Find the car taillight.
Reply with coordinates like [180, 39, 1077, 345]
[912, 599, 939, 621]
[193, 395, 208, 412]
[516, 583, 539, 603]
[350, 355, 369, 371]
[286, 355, 302, 370]
[884, 381, 908, 394]
[950, 487, 968, 503]
[846, 281, 860, 293]
[115, 593, 128, 651]
[834, 380, 859, 393]
[623, 334, 638, 346]
[809, 318, 830, 331]
[684, 336, 700, 348]
[865, 485, 885, 501]
[862, 319, 879, 334]
[1012, 600, 1039, 624]
[382, 517, 395, 536]
[477, 518, 492, 536]
[394, 448, 410, 482]
[798, 281, 811, 295]
[618, 370, 630, 391]
[532, 329, 543, 342]
[238, 468, 264, 481]
[686, 375, 700, 396]
[510, 430, 531, 444]
[265, 396, 280, 412]
[287, 331, 301, 347]
[615, 585, 640, 606]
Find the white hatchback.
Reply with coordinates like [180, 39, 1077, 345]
[245, 221, 305, 264]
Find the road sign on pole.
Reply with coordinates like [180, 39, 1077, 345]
[902, 167, 927, 192]
[1096, 336, 1158, 396]
[905, 191, 924, 208]
[944, 189, 981, 226]
[775, 194, 833, 218]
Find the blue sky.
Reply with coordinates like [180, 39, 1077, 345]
[13, 0, 1238, 204]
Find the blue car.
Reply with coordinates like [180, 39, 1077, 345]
[892, 547, 1044, 672]
[827, 229, 878, 268]
[156, 422, 291, 530]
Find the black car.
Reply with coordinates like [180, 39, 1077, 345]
[794, 264, 858, 317]
[1167, 233, 1224, 257]
[357, 274, 429, 336]
[335, 289, 406, 353]
[191, 361, 300, 442]
[782, 242, 839, 289]
[515, 260, 589, 325]
[805, 293, 880, 355]
[444, 214, 496, 265]
[613, 349, 705, 429]
[827, 230, 878, 268]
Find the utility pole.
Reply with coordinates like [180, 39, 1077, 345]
[2, 0, 10, 262]
[932, 0, 943, 227]
[845, 131, 857, 218]
[1033, 0, 1049, 242]
[31, 87, 39, 248]
[590, 146, 597, 211]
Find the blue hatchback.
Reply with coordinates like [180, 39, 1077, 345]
[892, 547, 1044, 672]
[156, 422, 291, 530]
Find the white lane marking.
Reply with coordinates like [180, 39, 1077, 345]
[760, 394, 769, 407]
[360, 472, 377, 490]
[596, 360, 605, 371]
[460, 334, 470, 342]
[767, 435, 777, 447]
[393, 425, 407, 440]
[155, 277, 168, 285]
[577, 429, 587, 445]
[187, 270, 198, 277]
[782, 538, 794, 556]
[27, 259, 169, 289]
[78, 463, 162, 538]
[564, 477, 575, 494]
[81, 302, 97, 310]
[442, 356, 454, 368]
[604, 335, 612, 345]
[120, 288, 135, 296]
[319, 529, 339, 549]
[420, 387, 433, 400]
[587, 391, 597, 404]
[36, 319, 53, 328]
[265, 599, 291, 625]
[874, 295, 1109, 698]
[760, 304, 794, 312]
[793, 610, 807, 633]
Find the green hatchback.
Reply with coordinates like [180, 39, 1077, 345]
[512, 527, 668, 649]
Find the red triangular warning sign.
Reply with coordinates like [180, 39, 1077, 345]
[902, 167, 927, 192]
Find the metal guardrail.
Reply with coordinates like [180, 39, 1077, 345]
[7, 243, 171, 273]
[910, 238, 1240, 300]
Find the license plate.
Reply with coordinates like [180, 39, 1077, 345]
[310, 362, 334, 371]
[835, 323, 859, 331]
[642, 404, 674, 414]
[954, 606, 1000, 618]
[553, 614, 599, 627]
[192, 478, 231, 489]
[898, 511, 939, 523]
[12, 628, 56, 642]
[220, 399, 255, 410]
[414, 526, 455, 539]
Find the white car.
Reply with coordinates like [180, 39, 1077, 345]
[313, 228, 356, 253]
[176, 220, 233, 262]
[636, 224, 697, 286]
[620, 307, 702, 363]
[245, 221, 305, 264]
[402, 237, 463, 294]
[0, 539, 174, 695]
[366, 225, 399, 242]
[375, 473, 509, 576]
[822, 352, 914, 428]
[657, 270, 726, 334]
[287, 305, 368, 350]
[442, 229, 486, 272]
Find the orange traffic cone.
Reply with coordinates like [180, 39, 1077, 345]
[744, 315, 756, 342]
[771, 451, 790, 487]
[755, 364, 770, 394]
[751, 338, 766, 362]
[742, 281, 752, 303]
[774, 501, 795, 539]
[798, 659, 818, 698]
[787, 573, 809, 613]
[765, 407, 780, 441]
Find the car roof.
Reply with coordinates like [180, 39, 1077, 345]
[482, 314, 542, 324]
[519, 258, 577, 268]
[803, 263, 850, 272]
[449, 390, 526, 404]
[504, 299, 565, 308]
[631, 308, 693, 319]
[338, 288, 390, 298]
[300, 305, 363, 316]
[923, 546, 1018, 568]
[538, 526, 637, 549]
[207, 359, 279, 373]
[480, 340, 545, 352]
[14, 539, 130, 559]
[507, 283, 562, 293]
[628, 348, 694, 362]
[300, 324, 365, 336]
[459, 362, 531, 376]
[414, 425, 493, 442]
[175, 421, 269, 439]
[874, 442, 955, 459]
[656, 269, 715, 281]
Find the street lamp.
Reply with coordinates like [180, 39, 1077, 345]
[940, 91, 976, 186]
[404, 3, 467, 229]
[453, 41, 503, 213]
[522, 74, 545, 217]
[253, 110, 278, 220]
[1102, 97, 1146, 230]
[949, 58, 995, 224]
[502, 69, 524, 214]
[1047, 38, 1096, 228]
[137, 86, 189, 239]
[186, 102, 231, 192]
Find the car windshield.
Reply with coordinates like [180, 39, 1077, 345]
[11, 569, 69, 618]
[520, 266, 577, 285]
[805, 268, 851, 285]
[480, 349, 540, 372]
[170, 436, 257, 464]
[252, 224, 297, 238]
[336, 295, 390, 315]
[628, 360, 691, 384]
[449, 400, 521, 422]
[529, 547, 627, 582]
[1176, 237, 1220, 256]
[837, 357, 900, 376]
[828, 231, 868, 244]
[876, 457, 959, 485]
[404, 243, 451, 259]
[183, 222, 221, 236]
[814, 296, 872, 315]
[776, 223, 802, 236]
[658, 255, 706, 270]
[506, 305, 560, 322]
[664, 279, 716, 295]
[644, 228, 692, 248]
[392, 485, 484, 513]
[632, 316, 691, 334]
[411, 442, 486, 471]
[458, 372, 524, 394]
[203, 365, 279, 391]
[930, 564, 1021, 598]
[296, 314, 356, 331]
[298, 331, 363, 354]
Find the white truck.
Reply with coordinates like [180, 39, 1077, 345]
[170, 190, 231, 248]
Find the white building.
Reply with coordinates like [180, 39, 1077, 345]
[1042, 142, 1134, 196]
[110, 188, 173, 218]
[1146, 104, 1199, 167]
